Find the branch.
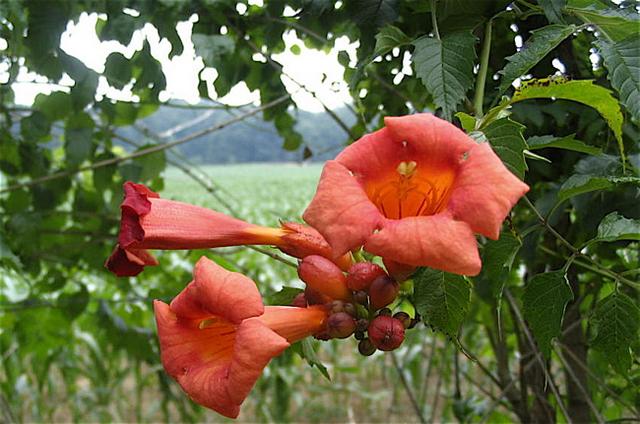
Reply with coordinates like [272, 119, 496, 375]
[391, 352, 427, 424]
[0, 94, 291, 194]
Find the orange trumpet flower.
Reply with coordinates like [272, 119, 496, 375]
[303, 114, 529, 276]
[106, 182, 351, 277]
[154, 256, 327, 418]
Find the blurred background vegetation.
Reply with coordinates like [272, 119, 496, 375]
[1, 0, 639, 423]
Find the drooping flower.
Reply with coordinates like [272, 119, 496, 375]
[303, 114, 529, 276]
[154, 256, 327, 418]
[106, 182, 351, 276]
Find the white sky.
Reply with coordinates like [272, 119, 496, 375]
[4, 10, 359, 112]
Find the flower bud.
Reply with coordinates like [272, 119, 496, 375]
[291, 292, 307, 308]
[346, 262, 387, 291]
[378, 308, 392, 317]
[369, 275, 399, 310]
[383, 258, 416, 283]
[304, 287, 331, 305]
[343, 302, 356, 317]
[330, 300, 345, 313]
[298, 255, 351, 301]
[358, 338, 376, 356]
[368, 316, 405, 351]
[326, 312, 356, 339]
[353, 290, 368, 306]
[279, 222, 353, 270]
[356, 318, 369, 332]
[354, 330, 365, 340]
[393, 311, 412, 329]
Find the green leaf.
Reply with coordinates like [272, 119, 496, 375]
[539, 0, 566, 24]
[512, 79, 624, 165]
[596, 36, 640, 122]
[591, 292, 640, 373]
[350, 0, 399, 29]
[476, 232, 521, 302]
[498, 25, 576, 94]
[133, 144, 166, 182]
[566, 0, 640, 42]
[527, 134, 601, 155]
[557, 174, 640, 203]
[33, 91, 72, 121]
[192, 34, 235, 66]
[293, 338, 330, 381]
[268, 287, 303, 305]
[481, 118, 528, 179]
[64, 112, 95, 167]
[104, 52, 132, 89]
[21, 111, 51, 142]
[455, 111, 476, 132]
[412, 32, 477, 120]
[413, 268, 471, 337]
[595, 212, 640, 242]
[374, 25, 411, 57]
[522, 270, 573, 358]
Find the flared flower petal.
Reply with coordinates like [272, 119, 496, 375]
[446, 143, 530, 240]
[104, 245, 158, 277]
[304, 113, 529, 276]
[154, 256, 328, 418]
[303, 160, 383, 256]
[364, 215, 482, 276]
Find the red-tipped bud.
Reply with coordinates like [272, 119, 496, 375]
[369, 276, 399, 310]
[343, 302, 356, 317]
[358, 338, 376, 356]
[326, 312, 356, 339]
[279, 222, 353, 271]
[298, 255, 350, 301]
[368, 316, 405, 351]
[291, 292, 307, 308]
[356, 318, 369, 332]
[393, 311, 412, 329]
[330, 300, 345, 313]
[346, 262, 387, 291]
[304, 287, 332, 305]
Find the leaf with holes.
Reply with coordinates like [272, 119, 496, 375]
[481, 118, 528, 179]
[566, 0, 639, 42]
[414, 268, 471, 337]
[595, 212, 640, 243]
[596, 35, 640, 122]
[591, 292, 640, 373]
[498, 25, 576, 94]
[412, 32, 477, 120]
[523, 270, 573, 358]
[512, 79, 624, 165]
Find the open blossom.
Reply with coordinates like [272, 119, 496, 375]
[303, 114, 529, 276]
[105, 182, 351, 277]
[154, 256, 327, 418]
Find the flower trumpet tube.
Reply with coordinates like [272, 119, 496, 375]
[106, 182, 351, 277]
[154, 256, 327, 418]
[303, 114, 529, 276]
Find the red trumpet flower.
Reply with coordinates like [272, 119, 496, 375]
[154, 256, 327, 418]
[303, 114, 529, 276]
[106, 182, 351, 277]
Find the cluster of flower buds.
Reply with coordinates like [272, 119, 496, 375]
[294, 256, 419, 354]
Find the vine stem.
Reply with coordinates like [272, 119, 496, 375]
[523, 196, 640, 290]
[430, 0, 440, 39]
[474, 20, 493, 118]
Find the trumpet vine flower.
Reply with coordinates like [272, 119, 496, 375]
[154, 256, 327, 418]
[106, 182, 351, 277]
[303, 114, 529, 276]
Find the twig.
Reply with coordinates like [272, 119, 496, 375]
[504, 289, 573, 424]
[247, 246, 297, 268]
[391, 352, 427, 424]
[0, 94, 291, 193]
[429, 347, 446, 423]
[554, 345, 605, 424]
[474, 20, 493, 118]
